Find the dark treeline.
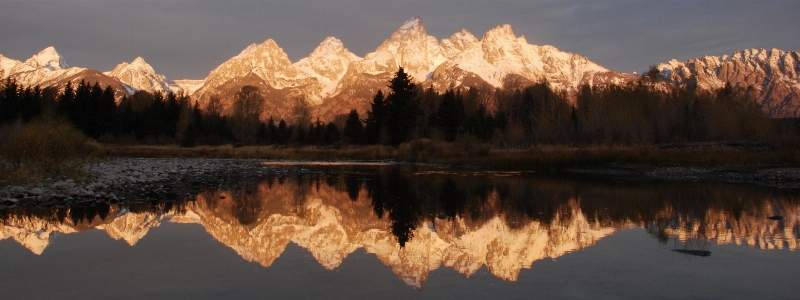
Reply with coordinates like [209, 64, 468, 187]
[1, 66, 798, 148]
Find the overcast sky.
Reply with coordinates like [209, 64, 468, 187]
[2, 0, 798, 80]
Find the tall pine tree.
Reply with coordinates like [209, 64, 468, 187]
[384, 67, 419, 146]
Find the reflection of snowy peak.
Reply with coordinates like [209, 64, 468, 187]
[99, 209, 166, 246]
[172, 186, 622, 289]
[0, 215, 77, 255]
[655, 201, 800, 251]
[2, 184, 799, 290]
[106, 57, 173, 94]
[656, 48, 800, 117]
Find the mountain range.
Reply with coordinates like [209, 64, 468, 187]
[2, 17, 799, 118]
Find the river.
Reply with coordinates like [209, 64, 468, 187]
[1, 163, 798, 299]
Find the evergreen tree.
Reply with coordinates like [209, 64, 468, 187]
[364, 90, 386, 144]
[465, 103, 494, 142]
[56, 81, 75, 117]
[324, 122, 341, 145]
[98, 86, 117, 137]
[118, 97, 135, 137]
[165, 92, 182, 138]
[277, 119, 288, 144]
[384, 67, 420, 146]
[343, 109, 364, 144]
[435, 89, 466, 142]
[19, 86, 42, 122]
[231, 85, 265, 144]
[1, 79, 19, 124]
[267, 117, 278, 144]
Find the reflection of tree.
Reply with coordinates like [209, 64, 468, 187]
[344, 175, 362, 201]
[367, 168, 421, 247]
[231, 187, 263, 226]
[438, 179, 465, 219]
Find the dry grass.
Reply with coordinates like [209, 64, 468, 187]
[100, 140, 800, 171]
[0, 117, 101, 184]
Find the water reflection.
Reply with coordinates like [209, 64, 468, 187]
[2, 165, 799, 289]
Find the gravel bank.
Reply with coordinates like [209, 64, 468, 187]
[0, 158, 333, 210]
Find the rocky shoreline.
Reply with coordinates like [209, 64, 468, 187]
[0, 158, 329, 211]
[2, 158, 800, 211]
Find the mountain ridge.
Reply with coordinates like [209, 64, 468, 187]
[1, 17, 799, 118]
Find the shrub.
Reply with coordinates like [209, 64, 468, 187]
[0, 117, 99, 175]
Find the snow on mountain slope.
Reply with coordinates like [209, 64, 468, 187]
[191, 39, 322, 112]
[428, 24, 618, 93]
[1, 47, 86, 88]
[5, 18, 799, 118]
[657, 48, 800, 117]
[294, 37, 361, 98]
[441, 29, 480, 59]
[24, 46, 69, 71]
[106, 57, 173, 94]
[0, 54, 23, 79]
[170, 79, 205, 95]
[318, 16, 457, 119]
[348, 16, 447, 81]
[0, 47, 130, 99]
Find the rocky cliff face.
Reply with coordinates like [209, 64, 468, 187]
[657, 48, 800, 117]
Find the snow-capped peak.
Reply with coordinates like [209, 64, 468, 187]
[451, 28, 478, 43]
[311, 37, 349, 57]
[107, 56, 171, 94]
[482, 24, 517, 44]
[389, 16, 429, 41]
[130, 56, 149, 68]
[24, 46, 68, 70]
[398, 16, 423, 32]
[295, 36, 361, 98]
[441, 29, 479, 58]
[237, 39, 284, 59]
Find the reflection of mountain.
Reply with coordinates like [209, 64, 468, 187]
[650, 202, 799, 250]
[0, 205, 122, 254]
[182, 183, 619, 289]
[98, 209, 167, 246]
[2, 169, 798, 289]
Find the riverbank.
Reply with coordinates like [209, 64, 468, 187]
[101, 142, 800, 170]
[1, 156, 799, 211]
[0, 158, 300, 210]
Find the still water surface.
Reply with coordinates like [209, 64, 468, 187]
[1, 164, 798, 299]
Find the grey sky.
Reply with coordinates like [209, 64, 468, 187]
[1, 0, 798, 80]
